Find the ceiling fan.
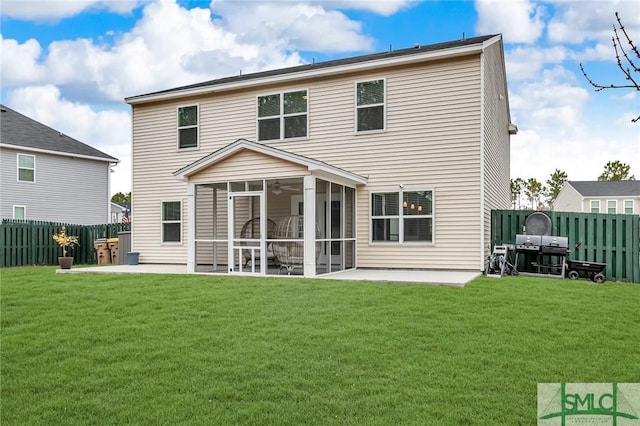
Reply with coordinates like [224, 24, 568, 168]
[270, 180, 299, 195]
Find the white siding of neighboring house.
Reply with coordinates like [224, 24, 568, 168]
[132, 54, 492, 270]
[481, 41, 512, 266]
[553, 184, 585, 212]
[0, 147, 111, 224]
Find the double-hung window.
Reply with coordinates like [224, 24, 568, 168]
[590, 200, 600, 213]
[607, 200, 617, 214]
[177, 105, 198, 149]
[17, 154, 35, 182]
[371, 190, 433, 243]
[257, 90, 308, 141]
[624, 200, 634, 214]
[356, 79, 385, 132]
[162, 201, 181, 243]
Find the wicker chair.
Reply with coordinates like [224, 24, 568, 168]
[271, 215, 320, 274]
[239, 218, 276, 267]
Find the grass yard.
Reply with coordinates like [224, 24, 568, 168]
[1, 267, 639, 425]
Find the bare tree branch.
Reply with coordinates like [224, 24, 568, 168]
[580, 12, 639, 123]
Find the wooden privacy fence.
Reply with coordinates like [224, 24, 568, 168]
[491, 210, 640, 283]
[0, 219, 131, 267]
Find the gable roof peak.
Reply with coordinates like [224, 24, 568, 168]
[0, 104, 119, 163]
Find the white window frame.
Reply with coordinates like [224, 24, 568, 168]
[177, 104, 199, 150]
[590, 200, 600, 213]
[355, 78, 386, 134]
[370, 189, 434, 244]
[17, 153, 35, 183]
[607, 200, 617, 214]
[623, 199, 634, 214]
[161, 200, 182, 244]
[256, 89, 308, 141]
[13, 205, 26, 220]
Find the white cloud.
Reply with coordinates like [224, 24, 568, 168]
[210, 1, 374, 53]
[0, 35, 46, 84]
[210, 0, 416, 17]
[505, 45, 571, 80]
[0, 0, 376, 101]
[0, 0, 145, 22]
[510, 128, 639, 185]
[5, 85, 132, 194]
[546, 0, 640, 44]
[510, 73, 590, 134]
[475, 0, 546, 44]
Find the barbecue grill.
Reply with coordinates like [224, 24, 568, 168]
[514, 212, 569, 277]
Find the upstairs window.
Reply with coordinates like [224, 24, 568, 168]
[177, 105, 198, 149]
[356, 79, 385, 132]
[607, 200, 617, 214]
[590, 200, 600, 213]
[258, 90, 308, 141]
[17, 154, 35, 182]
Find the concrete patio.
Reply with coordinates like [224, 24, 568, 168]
[58, 264, 480, 287]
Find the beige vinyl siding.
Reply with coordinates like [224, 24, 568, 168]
[132, 54, 489, 270]
[481, 41, 512, 267]
[189, 150, 308, 184]
[553, 184, 584, 212]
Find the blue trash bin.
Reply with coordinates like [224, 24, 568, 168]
[127, 252, 140, 265]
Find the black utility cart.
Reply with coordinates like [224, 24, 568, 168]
[565, 243, 607, 283]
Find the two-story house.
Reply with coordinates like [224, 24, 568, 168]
[0, 105, 119, 225]
[553, 181, 640, 214]
[125, 34, 516, 277]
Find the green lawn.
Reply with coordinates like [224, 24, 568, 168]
[1, 267, 638, 425]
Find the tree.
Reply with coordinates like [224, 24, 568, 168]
[598, 160, 635, 181]
[579, 12, 640, 123]
[545, 169, 568, 206]
[524, 178, 545, 210]
[111, 191, 131, 204]
[510, 177, 525, 209]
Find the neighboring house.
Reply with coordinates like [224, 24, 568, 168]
[125, 34, 517, 276]
[111, 202, 131, 223]
[553, 181, 640, 214]
[0, 105, 119, 224]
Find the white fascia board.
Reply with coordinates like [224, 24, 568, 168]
[126, 43, 485, 105]
[0, 143, 119, 164]
[173, 139, 367, 185]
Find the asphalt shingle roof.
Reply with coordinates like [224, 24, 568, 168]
[569, 180, 640, 197]
[0, 104, 118, 162]
[127, 34, 497, 101]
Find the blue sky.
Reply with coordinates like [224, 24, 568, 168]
[1, 0, 639, 195]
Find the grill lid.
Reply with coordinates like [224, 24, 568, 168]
[524, 212, 553, 236]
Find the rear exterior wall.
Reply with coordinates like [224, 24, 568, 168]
[131, 55, 487, 269]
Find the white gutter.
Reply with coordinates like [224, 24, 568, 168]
[126, 43, 487, 105]
[0, 143, 119, 164]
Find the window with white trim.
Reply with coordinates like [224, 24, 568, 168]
[162, 201, 181, 243]
[624, 200, 634, 214]
[607, 200, 617, 214]
[371, 190, 433, 243]
[257, 90, 308, 141]
[177, 105, 198, 149]
[356, 79, 384, 132]
[13, 206, 26, 220]
[590, 200, 600, 213]
[17, 154, 35, 182]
